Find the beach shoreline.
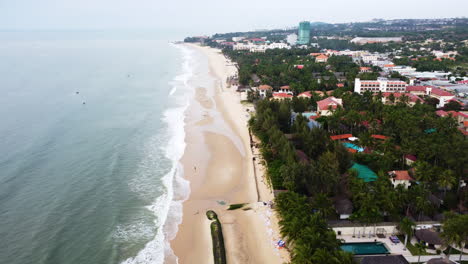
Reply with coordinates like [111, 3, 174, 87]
[169, 44, 289, 264]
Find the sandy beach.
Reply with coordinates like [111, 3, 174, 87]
[169, 44, 289, 264]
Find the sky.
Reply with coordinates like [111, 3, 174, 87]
[0, 0, 467, 35]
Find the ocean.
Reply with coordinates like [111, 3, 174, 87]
[0, 31, 193, 264]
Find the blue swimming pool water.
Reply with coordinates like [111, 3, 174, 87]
[343, 142, 364, 152]
[340, 242, 389, 255]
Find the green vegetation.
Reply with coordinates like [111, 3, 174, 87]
[397, 235, 434, 256]
[206, 210, 227, 264]
[227, 203, 247, 210]
[441, 213, 468, 262]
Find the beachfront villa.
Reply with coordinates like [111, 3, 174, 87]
[278, 85, 293, 95]
[257, 85, 272, 98]
[317, 96, 342, 116]
[388, 170, 414, 189]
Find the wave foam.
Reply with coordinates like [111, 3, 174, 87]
[120, 44, 194, 264]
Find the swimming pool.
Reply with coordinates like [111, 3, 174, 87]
[343, 142, 364, 152]
[340, 242, 389, 255]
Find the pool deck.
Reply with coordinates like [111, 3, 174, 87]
[338, 234, 468, 263]
[337, 234, 412, 257]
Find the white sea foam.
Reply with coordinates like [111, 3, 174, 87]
[120, 44, 194, 264]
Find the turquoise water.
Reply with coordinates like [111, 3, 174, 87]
[0, 32, 194, 264]
[343, 142, 364, 152]
[340, 242, 389, 255]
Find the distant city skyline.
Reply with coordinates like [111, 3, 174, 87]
[0, 0, 467, 36]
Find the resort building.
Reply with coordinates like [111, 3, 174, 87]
[361, 54, 379, 64]
[407, 86, 455, 108]
[271, 92, 293, 100]
[286, 34, 298, 45]
[380, 92, 424, 106]
[257, 85, 272, 98]
[278, 85, 293, 95]
[315, 54, 329, 63]
[350, 37, 403, 45]
[354, 78, 407, 94]
[297, 91, 312, 98]
[388, 170, 413, 189]
[297, 21, 311, 45]
[317, 96, 342, 116]
[360, 67, 372, 73]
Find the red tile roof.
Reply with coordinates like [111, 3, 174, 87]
[316, 54, 328, 60]
[447, 98, 464, 105]
[438, 110, 468, 119]
[371, 134, 389, 140]
[330, 134, 353, 140]
[464, 121, 468, 127]
[337, 83, 344, 87]
[272, 92, 293, 98]
[458, 128, 468, 136]
[298, 91, 312, 98]
[435, 110, 448, 117]
[389, 170, 413, 181]
[347, 148, 358, 153]
[431, 88, 453, 97]
[381, 92, 423, 103]
[407, 86, 428, 92]
[258, 85, 273, 90]
[317, 96, 342, 111]
[280, 85, 290, 90]
[404, 154, 417, 161]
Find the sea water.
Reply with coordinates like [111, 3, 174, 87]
[0, 31, 192, 264]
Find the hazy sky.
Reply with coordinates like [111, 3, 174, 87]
[0, 0, 467, 35]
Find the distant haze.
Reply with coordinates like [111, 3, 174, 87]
[0, 0, 467, 35]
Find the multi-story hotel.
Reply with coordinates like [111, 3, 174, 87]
[354, 78, 407, 93]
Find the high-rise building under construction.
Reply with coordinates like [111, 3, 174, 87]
[297, 21, 311, 45]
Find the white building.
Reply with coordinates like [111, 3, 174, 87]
[257, 85, 273, 98]
[286, 34, 297, 46]
[354, 78, 407, 94]
[267, 43, 291, 50]
[362, 54, 379, 64]
[232, 37, 245, 42]
[388, 170, 413, 189]
[391, 66, 417, 75]
[351, 37, 403, 45]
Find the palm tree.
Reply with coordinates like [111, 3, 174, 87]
[437, 169, 456, 195]
[415, 242, 427, 263]
[311, 193, 334, 219]
[398, 217, 415, 248]
[441, 213, 468, 262]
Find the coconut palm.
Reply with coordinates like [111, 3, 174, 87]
[398, 217, 415, 248]
[441, 213, 468, 262]
[437, 169, 456, 195]
[415, 242, 427, 263]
